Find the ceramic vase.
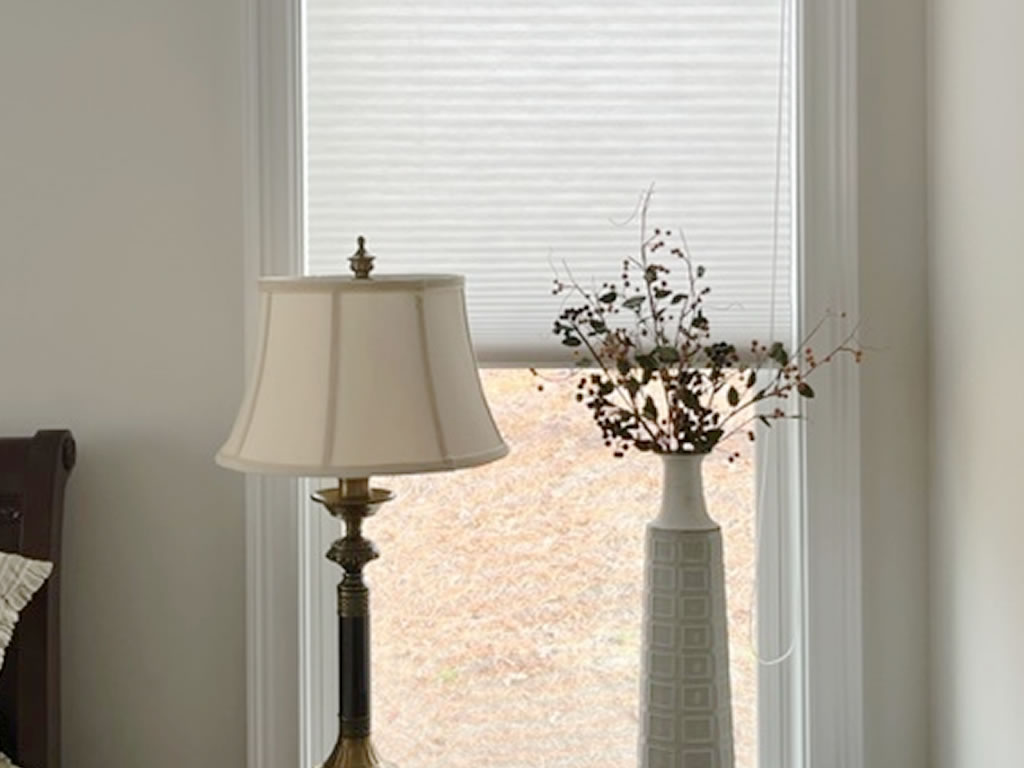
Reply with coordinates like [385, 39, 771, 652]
[639, 453, 734, 768]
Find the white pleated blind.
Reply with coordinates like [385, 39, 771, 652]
[305, 0, 793, 364]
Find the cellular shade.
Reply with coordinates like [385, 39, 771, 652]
[216, 275, 509, 477]
[305, 0, 793, 364]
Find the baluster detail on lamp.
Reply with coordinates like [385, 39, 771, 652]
[315, 478, 396, 768]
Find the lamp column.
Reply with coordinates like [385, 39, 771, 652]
[314, 478, 395, 768]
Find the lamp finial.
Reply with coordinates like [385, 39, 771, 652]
[349, 236, 374, 279]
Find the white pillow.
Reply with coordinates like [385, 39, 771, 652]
[0, 552, 53, 669]
[0, 551, 53, 768]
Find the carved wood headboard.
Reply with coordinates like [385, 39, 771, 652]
[0, 430, 75, 768]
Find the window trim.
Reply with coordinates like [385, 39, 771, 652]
[797, 0, 863, 766]
[240, 0, 861, 765]
[240, 1, 304, 767]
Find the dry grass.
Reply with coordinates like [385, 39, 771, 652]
[364, 369, 757, 767]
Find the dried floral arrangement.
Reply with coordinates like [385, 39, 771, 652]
[534, 193, 861, 460]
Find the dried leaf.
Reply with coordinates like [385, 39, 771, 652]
[654, 345, 680, 364]
[768, 341, 789, 366]
[635, 354, 657, 372]
[643, 396, 658, 421]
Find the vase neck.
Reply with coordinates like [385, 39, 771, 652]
[655, 454, 715, 530]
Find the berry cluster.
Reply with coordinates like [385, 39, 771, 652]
[535, 192, 861, 459]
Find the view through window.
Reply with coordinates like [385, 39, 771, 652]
[358, 369, 757, 768]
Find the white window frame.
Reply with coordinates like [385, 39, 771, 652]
[238, 0, 860, 766]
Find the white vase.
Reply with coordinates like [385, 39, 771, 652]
[639, 453, 735, 768]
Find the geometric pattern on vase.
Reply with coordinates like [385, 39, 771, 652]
[639, 526, 735, 768]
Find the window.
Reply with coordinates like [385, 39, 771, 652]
[301, 1, 796, 766]
[241, 1, 862, 767]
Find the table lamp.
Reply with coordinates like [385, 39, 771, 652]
[216, 238, 509, 768]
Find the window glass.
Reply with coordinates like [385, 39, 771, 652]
[365, 369, 757, 768]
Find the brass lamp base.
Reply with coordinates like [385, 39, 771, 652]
[319, 736, 395, 768]
[313, 478, 397, 768]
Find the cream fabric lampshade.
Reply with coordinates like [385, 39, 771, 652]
[216, 274, 508, 477]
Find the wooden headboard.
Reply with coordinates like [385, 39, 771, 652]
[0, 430, 75, 768]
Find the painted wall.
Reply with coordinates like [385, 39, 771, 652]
[858, 0, 931, 766]
[929, 2, 1024, 766]
[0, 2, 246, 767]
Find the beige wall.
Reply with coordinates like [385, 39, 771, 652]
[858, 0, 931, 766]
[0, 2, 246, 767]
[929, 2, 1024, 767]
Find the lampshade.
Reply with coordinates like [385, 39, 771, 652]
[216, 274, 508, 477]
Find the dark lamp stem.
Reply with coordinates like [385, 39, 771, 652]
[313, 477, 395, 768]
